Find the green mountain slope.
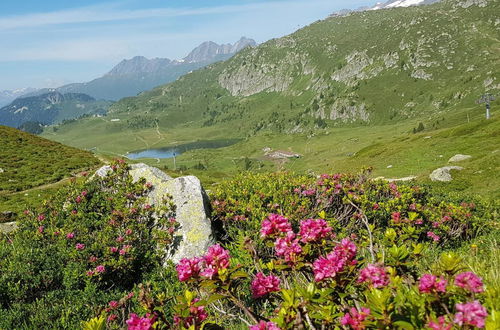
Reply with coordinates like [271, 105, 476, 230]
[0, 125, 100, 215]
[107, 0, 498, 128]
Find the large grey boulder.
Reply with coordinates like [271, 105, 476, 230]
[448, 154, 472, 163]
[96, 163, 214, 263]
[429, 166, 464, 182]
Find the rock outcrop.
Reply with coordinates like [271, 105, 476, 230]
[429, 166, 464, 182]
[96, 163, 214, 264]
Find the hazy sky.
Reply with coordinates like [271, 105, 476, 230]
[0, 0, 375, 90]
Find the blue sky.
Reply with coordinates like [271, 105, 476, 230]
[0, 0, 375, 90]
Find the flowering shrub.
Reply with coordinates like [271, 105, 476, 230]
[1, 165, 498, 329]
[0, 160, 179, 328]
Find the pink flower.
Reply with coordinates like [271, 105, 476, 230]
[427, 231, 440, 242]
[419, 274, 447, 294]
[313, 239, 357, 282]
[108, 301, 119, 309]
[176, 257, 202, 282]
[126, 313, 155, 330]
[89, 256, 98, 262]
[86, 270, 94, 276]
[391, 212, 401, 223]
[275, 232, 302, 264]
[125, 228, 133, 235]
[75, 196, 82, 203]
[81, 190, 87, 197]
[110, 246, 118, 253]
[454, 300, 488, 328]
[358, 264, 389, 288]
[260, 214, 292, 237]
[75, 243, 85, 250]
[200, 244, 231, 279]
[66, 232, 75, 239]
[301, 189, 316, 196]
[107, 314, 118, 322]
[95, 265, 106, 273]
[299, 219, 332, 243]
[454, 272, 484, 293]
[173, 298, 208, 328]
[427, 316, 452, 330]
[38, 226, 44, 233]
[251, 272, 281, 298]
[249, 321, 281, 330]
[116, 236, 124, 242]
[119, 245, 132, 255]
[340, 307, 370, 330]
[37, 214, 45, 221]
[143, 204, 151, 210]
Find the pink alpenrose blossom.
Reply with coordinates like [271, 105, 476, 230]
[176, 257, 202, 282]
[260, 214, 292, 237]
[126, 313, 155, 330]
[418, 274, 447, 294]
[274, 232, 302, 264]
[200, 244, 231, 279]
[454, 272, 484, 293]
[249, 321, 281, 330]
[299, 218, 332, 243]
[427, 316, 452, 330]
[454, 300, 488, 328]
[95, 265, 106, 273]
[340, 307, 370, 330]
[313, 239, 357, 282]
[251, 272, 281, 298]
[358, 264, 389, 288]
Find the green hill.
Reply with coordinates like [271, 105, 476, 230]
[0, 125, 100, 216]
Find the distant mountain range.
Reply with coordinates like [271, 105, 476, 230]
[0, 92, 111, 128]
[0, 88, 38, 108]
[330, 0, 441, 16]
[0, 37, 256, 130]
[26, 37, 256, 101]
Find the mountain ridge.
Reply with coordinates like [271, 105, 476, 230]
[0, 91, 111, 128]
[26, 37, 256, 101]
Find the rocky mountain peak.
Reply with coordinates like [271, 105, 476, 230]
[183, 37, 256, 63]
[106, 56, 172, 76]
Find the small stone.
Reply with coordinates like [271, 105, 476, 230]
[387, 165, 393, 168]
[448, 154, 472, 162]
[429, 166, 464, 182]
[0, 221, 18, 234]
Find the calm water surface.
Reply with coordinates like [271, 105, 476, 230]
[126, 139, 239, 159]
